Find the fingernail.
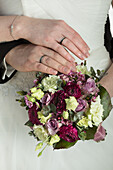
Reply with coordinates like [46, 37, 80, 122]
[80, 54, 85, 60]
[64, 67, 70, 73]
[85, 52, 90, 57]
[71, 66, 76, 72]
[53, 70, 58, 74]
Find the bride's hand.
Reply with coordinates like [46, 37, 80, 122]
[5, 44, 76, 75]
[14, 16, 90, 62]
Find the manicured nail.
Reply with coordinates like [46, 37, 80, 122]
[53, 70, 58, 74]
[64, 67, 70, 73]
[71, 66, 76, 72]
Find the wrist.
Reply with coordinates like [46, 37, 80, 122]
[13, 15, 29, 40]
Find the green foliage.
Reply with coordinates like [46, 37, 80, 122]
[53, 138, 77, 149]
[24, 120, 34, 127]
[16, 97, 26, 107]
[78, 131, 87, 141]
[85, 126, 97, 140]
[99, 85, 112, 120]
[17, 90, 27, 96]
[41, 105, 51, 117]
[69, 111, 84, 122]
[50, 103, 56, 113]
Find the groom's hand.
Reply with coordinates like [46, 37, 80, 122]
[13, 17, 90, 62]
[5, 44, 76, 75]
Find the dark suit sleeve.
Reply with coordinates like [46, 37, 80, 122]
[0, 39, 29, 84]
[104, 16, 113, 60]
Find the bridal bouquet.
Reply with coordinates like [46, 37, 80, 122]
[17, 61, 112, 157]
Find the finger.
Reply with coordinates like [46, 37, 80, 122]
[63, 31, 90, 57]
[49, 41, 75, 63]
[61, 38, 87, 60]
[29, 62, 58, 75]
[41, 47, 76, 72]
[62, 21, 90, 50]
[40, 55, 71, 74]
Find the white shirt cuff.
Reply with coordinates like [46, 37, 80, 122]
[2, 58, 15, 80]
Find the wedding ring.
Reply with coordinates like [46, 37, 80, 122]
[59, 37, 66, 45]
[39, 55, 46, 63]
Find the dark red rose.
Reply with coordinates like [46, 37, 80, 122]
[63, 82, 81, 99]
[28, 104, 42, 125]
[58, 125, 79, 142]
[51, 90, 67, 114]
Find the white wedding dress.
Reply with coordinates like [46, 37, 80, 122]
[0, 0, 113, 170]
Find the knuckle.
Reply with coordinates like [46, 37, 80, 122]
[56, 45, 62, 53]
[65, 39, 70, 46]
[36, 63, 42, 70]
[45, 57, 51, 64]
[44, 36, 52, 43]
[46, 67, 51, 73]
[58, 64, 63, 71]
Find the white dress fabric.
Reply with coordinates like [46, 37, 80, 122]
[0, 0, 113, 170]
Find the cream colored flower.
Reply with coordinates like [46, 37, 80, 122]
[41, 75, 61, 93]
[65, 96, 79, 111]
[33, 125, 48, 142]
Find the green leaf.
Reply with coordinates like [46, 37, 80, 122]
[53, 138, 77, 150]
[85, 126, 97, 140]
[41, 105, 51, 117]
[17, 91, 27, 96]
[24, 120, 33, 127]
[97, 69, 101, 76]
[90, 67, 96, 76]
[50, 103, 56, 113]
[28, 131, 34, 136]
[84, 60, 86, 66]
[99, 85, 112, 120]
[78, 131, 86, 141]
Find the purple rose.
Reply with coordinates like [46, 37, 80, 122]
[40, 93, 51, 106]
[63, 82, 82, 99]
[51, 90, 67, 114]
[24, 95, 33, 108]
[28, 104, 42, 125]
[68, 70, 76, 78]
[46, 118, 59, 135]
[59, 74, 69, 82]
[75, 99, 88, 112]
[58, 125, 79, 142]
[76, 72, 85, 82]
[94, 124, 106, 142]
[82, 78, 99, 95]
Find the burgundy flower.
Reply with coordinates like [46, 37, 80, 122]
[51, 90, 67, 114]
[76, 72, 85, 82]
[68, 70, 76, 78]
[40, 93, 51, 106]
[24, 95, 33, 108]
[82, 78, 99, 95]
[75, 99, 88, 112]
[28, 104, 42, 125]
[58, 125, 79, 142]
[59, 74, 69, 82]
[63, 82, 81, 99]
[46, 118, 60, 135]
